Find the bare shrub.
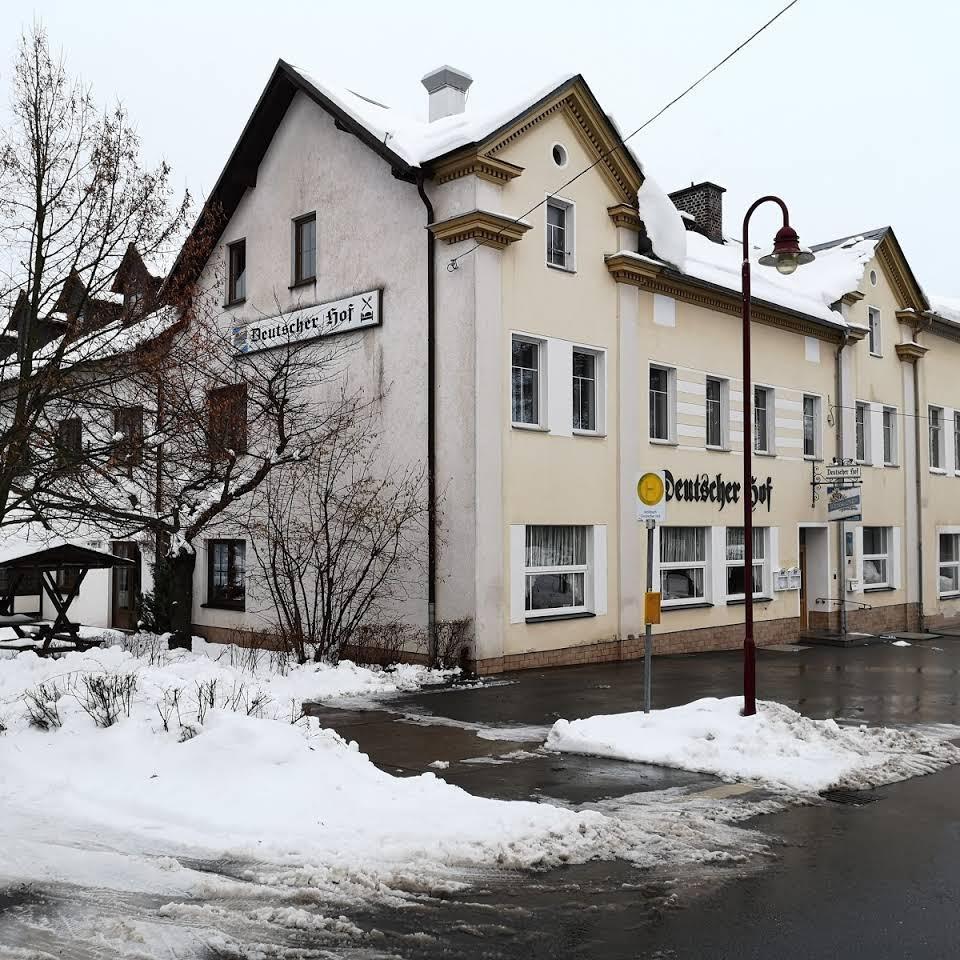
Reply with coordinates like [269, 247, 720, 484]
[23, 683, 64, 730]
[114, 631, 168, 666]
[351, 621, 424, 668]
[77, 674, 138, 727]
[430, 618, 473, 671]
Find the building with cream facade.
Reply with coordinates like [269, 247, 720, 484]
[35, 62, 960, 673]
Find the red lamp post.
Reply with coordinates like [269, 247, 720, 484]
[741, 197, 814, 716]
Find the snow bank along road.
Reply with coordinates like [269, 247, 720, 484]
[1, 634, 957, 957]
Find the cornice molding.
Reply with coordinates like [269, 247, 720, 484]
[432, 153, 524, 186]
[895, 341, 929, 362]
[876, 236, 926, 313]
[428, 209, 531, 249]
[604, 253, 844, 343]
[481, 85, 641, 205]
[607, 203, 643, 231]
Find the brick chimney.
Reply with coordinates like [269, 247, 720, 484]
[421, 66, 473, 122]
[668, 181, 726, 244]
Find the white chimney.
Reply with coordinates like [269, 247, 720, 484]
[421, 65, 473, 122]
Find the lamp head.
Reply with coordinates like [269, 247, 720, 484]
[758, 225, 815, 275]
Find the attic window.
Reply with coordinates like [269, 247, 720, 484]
[869, 269, 878, 286]
[551, 143, 568, 168]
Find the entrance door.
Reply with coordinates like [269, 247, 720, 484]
[798, 530, 808, 631]
[111, 542, 141, 631]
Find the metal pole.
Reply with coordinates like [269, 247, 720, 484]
[644, 518, 654, 713]
[741, 247, 756, 717]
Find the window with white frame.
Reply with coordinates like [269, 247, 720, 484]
[546, 197, 574, 270]
[802, 394, 820, 459]
[649, 365, 674, 441]
[855, 402, 870, 463]
[939, 534, 960, 597]
[706, 377, 726, 449]
[862, 527, 890, 588]
[511, 336, 543, 427]
[725, 527, 766, 599]
[660, 527, 708, 605]
[573, 349, 601, 433]
[754, 386, 773, 454]
[955, 413, 960, 472]
[883, 407, 898, 466]
[867, 307, 882, 356]
[524, 525, 588, 616]
[929, 406, 944, 469]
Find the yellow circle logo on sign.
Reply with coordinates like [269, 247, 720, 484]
[637, 472, 664, 506]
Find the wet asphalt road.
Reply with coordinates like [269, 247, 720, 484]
[313, 639, 960, 959]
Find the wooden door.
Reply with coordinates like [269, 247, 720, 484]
[111, 542, 141, 631]
[798, 530, 808, 631]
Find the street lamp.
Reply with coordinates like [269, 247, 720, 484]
[741, 197, 814, 716]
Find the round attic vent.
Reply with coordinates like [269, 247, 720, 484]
[552, 143, 568, 168]
[870, 269, 878, 286]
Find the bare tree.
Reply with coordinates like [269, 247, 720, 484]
[0, 25, 189, 529]
[241, 389, 429, 663]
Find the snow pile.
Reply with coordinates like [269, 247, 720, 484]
[636, 174, 687, 269]
[546, 697, 960, 794]
[0, 643, 621, 900]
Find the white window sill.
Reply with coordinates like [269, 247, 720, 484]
[803, 454, 822, 462]
[573, 428, 606, 438]
[706, 445, 730, 453]
[930, 468, 948, 475]
[754, 450, 776, 458]
[545, 262, 576, 274]
[884, 461, 900, 468]
[863, 584, 893, 592]
[648, 437, 678, 446]
[524, 609, 592, 623]
[661, 600, 713, 610]
[869, 352, 883, 359]
[512, 422, 549, 433]
[939, 592, 960, 600]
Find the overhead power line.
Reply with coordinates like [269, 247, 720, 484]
[447, 0, 802, 271]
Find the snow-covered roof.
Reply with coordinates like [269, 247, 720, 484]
[636, 175, 881, 328]
[287, 64, 578, 168]
[930, 295, 960, 326]
[0, 529, 127, 568]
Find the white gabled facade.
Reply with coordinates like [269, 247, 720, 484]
[43, 60, 960, 673]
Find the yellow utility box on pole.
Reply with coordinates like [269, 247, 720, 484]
[644, 591, 661, 625]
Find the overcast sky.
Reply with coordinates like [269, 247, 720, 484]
[3, 0, 957, 296]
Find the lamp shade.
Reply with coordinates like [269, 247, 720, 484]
[758, 225, 815, 274]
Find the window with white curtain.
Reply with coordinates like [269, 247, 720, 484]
[725, 527, 766, 599]
[546, 198, 574, 270]
[524, 525, 588, 615]
[660, 527, 708, 604]
[862, 527, 890, 588]
[939, 534, 960, 597]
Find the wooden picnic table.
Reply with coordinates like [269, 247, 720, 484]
[0, 539, 132, 657]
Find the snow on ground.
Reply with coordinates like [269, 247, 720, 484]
[546, 697, 960, 794]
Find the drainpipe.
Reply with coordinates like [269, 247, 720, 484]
[835, 337, 847, 637]
[416, 173, 437, 662]
[913, 314, 932, 633]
